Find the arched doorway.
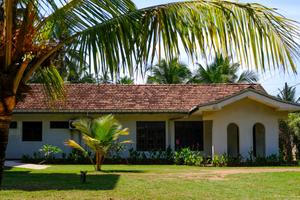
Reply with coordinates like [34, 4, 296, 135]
[227, 123, 239, 157]
[253, 123, 266, 157]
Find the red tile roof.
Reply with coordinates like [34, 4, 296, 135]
[14, 84, 265, 113]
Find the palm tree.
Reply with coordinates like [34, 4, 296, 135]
[277, 83, 300, 103]
[190, 55, 258, 83]
[147, 58, 192, 84]
[0, 0, 299, 185]
[277, 83, 300, 161]
[65, 115, 129, 171]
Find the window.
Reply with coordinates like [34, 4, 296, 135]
[253, 123, 266, 157]
[22, 122, 42, 141]
[136, 121, 165, 151]
[50, 121, 69, 129]
[175, 121, 203, 151]
[9, 121, 17, 129]
[227, 123, 239, 157]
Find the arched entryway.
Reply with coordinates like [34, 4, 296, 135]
[253, 123, 266, 157]
[227, 123, 239, 157]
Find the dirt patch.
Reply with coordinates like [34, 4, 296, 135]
[100, 167, 300, 181]
[176, 168, 300, 180]
[4, 160, 49, 170]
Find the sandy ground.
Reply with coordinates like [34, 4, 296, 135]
[173, 168, 300, 180]
[4, 160, 49, 170]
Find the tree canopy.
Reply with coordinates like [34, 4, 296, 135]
[277, 82, 300, 103]
[147, 58, 191, 84]
[190, 55, 258, 83]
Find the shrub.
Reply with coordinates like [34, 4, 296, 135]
[107, 143, 126, 161]
[21, 154, 33, 163]
[67, 149, 91, 163]
[39, 144, 63, 161]
[212, 154, 225, 167]
[265, 154, 281, 165]
[127, 146, 174, 164]
[162, 146, 174, 162]
[128, 148, 142, 162]
[174, 148, 204, 166]
[212, 154, 242, 167]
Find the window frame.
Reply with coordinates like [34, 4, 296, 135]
[136, 121, 166, 151]
[50, 121, 70, 129]
[22, 121, 43, 142]
[174, 121, 204, 151]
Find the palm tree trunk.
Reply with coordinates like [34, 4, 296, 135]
[0, 113, 12, 186]
[95, 151, 101, 171]
[95, 151, 105, 171]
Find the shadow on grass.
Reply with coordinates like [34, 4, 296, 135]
[2, 170, 120, 191]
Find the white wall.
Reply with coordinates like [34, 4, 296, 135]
[6, 113, 187, 159]
[6, 102, 285, 159]
[6, 117, 74, 159]
[203, 98, 287, 158]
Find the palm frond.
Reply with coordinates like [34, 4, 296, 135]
[30, 65, 65, 101]
[277, 82, 298, 102]
[136, 1, 300, 72]
[29, 0, 300, 82]
[82, 135, 101, 152]
[64, 139, 87, 156]
[72, 118, 93, 136]
[237, 71, 258, 83]
[64, 139, 94, 167]
[120, 140, 133, 144]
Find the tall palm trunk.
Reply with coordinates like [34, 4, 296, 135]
[0, 113, 12, 186]
[0, 95, 16, 186]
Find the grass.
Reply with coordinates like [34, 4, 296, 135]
[1, 165, 300, 200]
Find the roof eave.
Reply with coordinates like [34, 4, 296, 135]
[190, 89, 300, 115]
[12, 109, 189, 115]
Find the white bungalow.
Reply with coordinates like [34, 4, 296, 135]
[6, 84, 300, 159]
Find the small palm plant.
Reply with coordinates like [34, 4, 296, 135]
[39, 144, 63, 163]
[65, 115, 129, 171]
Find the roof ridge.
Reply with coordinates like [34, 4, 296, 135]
[29, 83, 261, 86]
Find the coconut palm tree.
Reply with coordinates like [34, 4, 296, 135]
[65, 115, 129, 171]
[0, 0, 299, 186]
[277, 83, 300, 161]
[277, 83, 300, 103]
[190, 55, 258, 83]
[147, 58, 192, 84]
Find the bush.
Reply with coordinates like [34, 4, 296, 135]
[39, 144, 63, 161]
[211, 154, 243, 167]
[67, 149, 92, 163]
[127, 146, 174, 164]
[174, 148, 204, 166]
[107, 143, 126, 161]
[212, 154, 228, 167]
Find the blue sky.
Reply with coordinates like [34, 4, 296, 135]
[133, 0, 300, 97]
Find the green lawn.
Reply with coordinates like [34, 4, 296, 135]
[1, 165, 300, 200]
